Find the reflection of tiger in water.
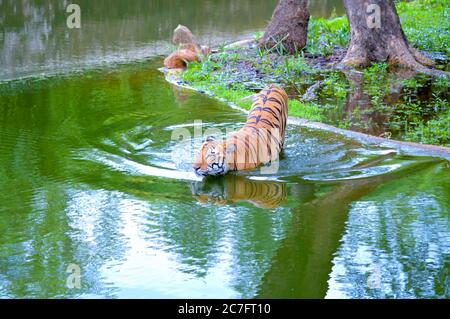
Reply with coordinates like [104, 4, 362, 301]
[190, 175, 287, 209]
[193, 84, 288, 176]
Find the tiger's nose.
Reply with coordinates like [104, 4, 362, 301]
[192, 163, 206, 176]
[194, 166, 207, 176]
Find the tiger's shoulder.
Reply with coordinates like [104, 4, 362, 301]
[253, 84, 288, 108]
[245, 84, 288, 131]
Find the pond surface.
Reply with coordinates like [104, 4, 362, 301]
[0, 0, 448, 299]
[0, 0, 344, 81]
[0, 58, 449, 298]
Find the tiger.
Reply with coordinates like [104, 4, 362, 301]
[193, 84, 288, 176]
[190, 175, 287, 209]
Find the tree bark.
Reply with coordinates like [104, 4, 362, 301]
[259, 0, 310, 54]
[342, 0, 435, 70]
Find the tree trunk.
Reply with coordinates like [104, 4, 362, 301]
[342, 0, 435, 70]
[259, 0, 310, 54]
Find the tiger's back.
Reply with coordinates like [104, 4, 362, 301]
[225, 85, 288, 171]
[245, 84, 288, 145]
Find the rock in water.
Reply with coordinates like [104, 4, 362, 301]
[164, 26, 210, 69]
[172, 25, 199, 47]
[164, 49, 200, 69]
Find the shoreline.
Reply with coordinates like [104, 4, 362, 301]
[168, 0, 449, 150]
[161, 66, 450, 161]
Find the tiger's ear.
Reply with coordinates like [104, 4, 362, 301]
[226, 143, 236, 154]
[206, 135, 216, 142]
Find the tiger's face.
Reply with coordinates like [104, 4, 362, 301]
[193, 136, 228, 176]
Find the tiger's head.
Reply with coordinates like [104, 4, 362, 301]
[193, 136, 232, 176]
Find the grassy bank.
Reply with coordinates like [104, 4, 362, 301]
[306, 0, 449, 57]
[180, 0, 449, 146]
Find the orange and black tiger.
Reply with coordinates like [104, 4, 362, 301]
[193, 84, 288, 176]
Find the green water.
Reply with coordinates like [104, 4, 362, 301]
[0, 0, 344, 80]
[0, 59, 449, 298]
[0, 0, 449, 299]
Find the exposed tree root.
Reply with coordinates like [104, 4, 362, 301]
[341, 46, 449, 78]
[340, 0, 448, 78]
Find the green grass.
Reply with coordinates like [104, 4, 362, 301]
[397, 0, 450, 55]
[182, 53, 448, 145]
[288, 100, 324, 121]
[305, 0, 449, 57]
[405, 110, 450, 146]
[182, 62, 324, 120]
[253, 31, 264, 41]
[307, 15, 349, 56]
[179, 0, 449, 146]
[208, 84, 255, 109]
[363, 62, 392, 99]
[321, 71, 348, 99]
